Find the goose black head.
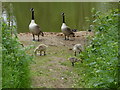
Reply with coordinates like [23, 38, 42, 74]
[61, 13, 65, 16]
[88, 29, 92, 32]
[30, 8, 34, 11]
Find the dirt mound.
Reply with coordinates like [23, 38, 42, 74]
[18, 31, 93, 48]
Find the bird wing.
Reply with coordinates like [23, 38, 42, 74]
[66, 26, 73, 34]
[35, 24, 40, 29]
[77, 46, 82, 51]
[34, 24, 42, 31]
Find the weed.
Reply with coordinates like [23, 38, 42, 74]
[76, 9, 119, 88]
[2, 21, 33, 88]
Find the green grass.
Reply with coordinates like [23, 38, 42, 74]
[29, 44, 81, 88]
[0, 43, 2, 89]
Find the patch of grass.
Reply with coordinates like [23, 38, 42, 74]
[60, 62, 67, 66]
[39, 86, 47, 88]
[48, 63, 54, 66]
[29, 44, 79, 88]
[0, 17, 1, 89]
[63, 71, 71, 76]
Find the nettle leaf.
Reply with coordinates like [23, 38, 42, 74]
[85, 17, 90, 22]
[91, 8, 96, 13]
[93, 82, 104, 87]
[93, 19, 97, 23]
[89, 62, 97, 66]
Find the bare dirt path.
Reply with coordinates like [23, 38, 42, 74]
[18, 31, 93, 88]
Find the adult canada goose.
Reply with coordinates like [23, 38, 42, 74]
[29, 8, 44, 41]
[61, 13, 75, 40]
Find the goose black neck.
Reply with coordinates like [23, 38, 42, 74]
[62, 15, 65, 23]
[31, 11, 34, 20]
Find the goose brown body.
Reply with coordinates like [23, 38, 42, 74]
[61, 13, 75, 40]
[29, 8, 44, 41]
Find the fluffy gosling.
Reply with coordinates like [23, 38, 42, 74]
[73, 44, 83, 56]
[68, 57, 83, 66]
[34, 44, 47, 56]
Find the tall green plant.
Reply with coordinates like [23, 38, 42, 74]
[76, 9, 119, 88]
[0, 44, 1, 89]
[2, 21, 33, 88]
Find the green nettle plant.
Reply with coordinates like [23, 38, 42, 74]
[2, 21, 33, 88]
[0, 19, 2, 89]
[77, 9, 119, 88]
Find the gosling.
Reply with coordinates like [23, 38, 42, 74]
[68, 57, 83, 66]
[34, 44, 47, 56]
[73, 44, 83, 56]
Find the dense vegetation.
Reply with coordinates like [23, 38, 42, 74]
[0, 43, 1, 89]
[2, 21, 33, 88]
[76, 9, 119, 88]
